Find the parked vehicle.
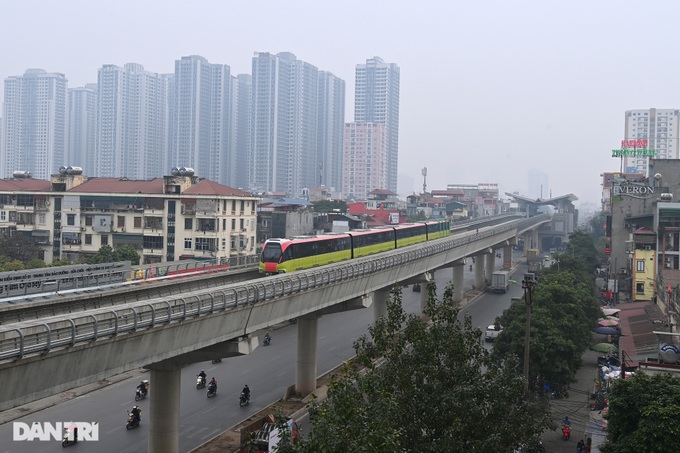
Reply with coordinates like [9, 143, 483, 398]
[490, 270, 510, 293]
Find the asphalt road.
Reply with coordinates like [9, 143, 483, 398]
[0, 258, 526, 453]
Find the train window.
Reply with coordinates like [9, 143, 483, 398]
[262, 243, 283, 262]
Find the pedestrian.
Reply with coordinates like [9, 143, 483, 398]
[577, 439, 585, 453]
[584, 437, 592, 452]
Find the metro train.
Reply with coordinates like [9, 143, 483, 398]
[259, 220, 451, 274]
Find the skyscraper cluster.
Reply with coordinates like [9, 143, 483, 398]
[1, 54, 401, 199]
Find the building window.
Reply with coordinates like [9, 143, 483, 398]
[222, 238, 226, 250]
[0, 211, 6, 221]
[85, 234, 92, 245]
[67, 214, 75, 226]
[195, 237, 214, 251]
[636, 260, 645, 272]
[101, 234, 108, 246]
[185, 218, 193, 230]
[38, 213, 46, 225]
[85, 215, 93, 226]
[185, 238, 192, 249]
[231, 219, 236, 230]
[118, 216, 125, 228]
[636, 282, 645, 294]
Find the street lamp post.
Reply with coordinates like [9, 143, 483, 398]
[522, 273, 537, 390]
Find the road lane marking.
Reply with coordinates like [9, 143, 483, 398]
[107, 426, 123, 434]
[121, 400, 133, 406]
[203, 428, 221, 439]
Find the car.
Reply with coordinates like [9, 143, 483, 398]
[485, 324, 503, 341]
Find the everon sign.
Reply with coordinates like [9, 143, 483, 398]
[612, 185, 656, 195]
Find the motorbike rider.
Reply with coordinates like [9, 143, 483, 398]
[64, 423, 78, 443]
[264, 332, 271, 343]
[137, 380, 148, 397]
[209, 377, 217, 393]
[242, 384, 250, 400]
[198, 369, 207, 383]
[131, 405, 141, 424]
[562, 416, 571, 427]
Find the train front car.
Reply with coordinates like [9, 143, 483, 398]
[260, 238, 290, 274]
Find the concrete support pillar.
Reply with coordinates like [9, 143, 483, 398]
[373, 289, 389, 321]
[452, 264, 465, 303]
[524, 231, 533, 250]
[474, 255, 485, 289]
[420, 281, 430, 313]
[532, 230, 539, 250]
[485, 252, 495, 284]
[148, 368, 181, 453]
[503, 245, 513, 270]
[296, 314, 318, 396]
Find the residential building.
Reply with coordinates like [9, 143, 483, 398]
[250, 52, 320, 197]
[231, 74, 251, 190]
[67, 84, 97, 176]
[0, 171, 258, 265]
[354, 57, 400, 193]
[343, 122, 387, 200]
[1, 69, 68, 180]
[172, 55, 233, 185]
[317, 71, 346, 193]
[622, 108, 680, 176]
[96, 63, 172, 179]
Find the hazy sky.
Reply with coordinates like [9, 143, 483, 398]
[2, 0, 679, 207]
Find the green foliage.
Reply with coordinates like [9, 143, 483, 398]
[290, 285, 552, 452]
[49, 259, 73, 267]
[113, 244, 141, 265]
[311, 200, 348, 213]
[26, 258, 47, 269]
[0, 234, 41, 263]
[86, 244, 140, 265]
[0, 259, 25, 272]
[407, 210, 428, 222]
[493, 232, 601, 390]
[601, 373, 680, 453]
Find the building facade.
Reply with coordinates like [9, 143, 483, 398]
[96, 63, 172, 180]
[622, 108, 680, 176]
[250, 52, 320, 197]
[317, 71, 346, 193]
[172, 56, 233, 185]
[0, 172, 258, 265]
[354, 57, 400, 193]
[342, 122, 387, 200]
[1, 69, 68, 180]
[67, 84, 97, 176]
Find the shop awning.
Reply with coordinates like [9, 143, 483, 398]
[31, 230, 50, 237]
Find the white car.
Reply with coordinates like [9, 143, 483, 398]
[485, 324, 503, 341]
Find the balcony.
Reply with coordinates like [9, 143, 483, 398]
[143, 248, 163, 256]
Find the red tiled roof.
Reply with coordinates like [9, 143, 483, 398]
[183, 180, 252, 197]
[431, 189, 464, 196]
[0, 179, 52, 191]
[617, 301, 668, 367]
[369, 189, 398, 196]
[68, 178, 166, 194]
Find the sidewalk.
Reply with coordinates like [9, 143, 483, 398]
[541, 349, 605, 453]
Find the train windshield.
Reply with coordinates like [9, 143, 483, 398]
[261, 243, 283, 263]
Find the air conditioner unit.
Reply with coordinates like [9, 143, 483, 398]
[645, 245, 651, 250]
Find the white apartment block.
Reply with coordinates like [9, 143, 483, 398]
[68, 84, 97, 176]
[354, 57, 400, 193]
[2, 69, 68, 180]
[317, 71, 346, 193]
[343, 122, 387, 200]
[623, 108, 680, 176]
[96, 63, 172, 180]
[0, 171, 258, 265]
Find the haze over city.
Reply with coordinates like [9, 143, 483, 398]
[3, 0, 680, 206]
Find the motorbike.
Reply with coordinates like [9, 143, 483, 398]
[211, 358, 222, 364]
[196, 375, 206, 389]
[207, 383, 217, 398]
[239, 391, 250, 406]
[562, 424, 571, 440]
[126, 412, 141, 430]
[135, 379, 149, 401]
[263, 333, 271, 346]
[62, 428, 78, 447]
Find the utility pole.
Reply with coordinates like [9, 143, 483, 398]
[522, 273, 537, 391]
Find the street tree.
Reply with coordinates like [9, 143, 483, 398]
[0, 234, 41, 263]
[113, 244, 141, 265]
[493, 270, 600, 390]
[289, 284, 552, 452]
[601, 372, 680, 453]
